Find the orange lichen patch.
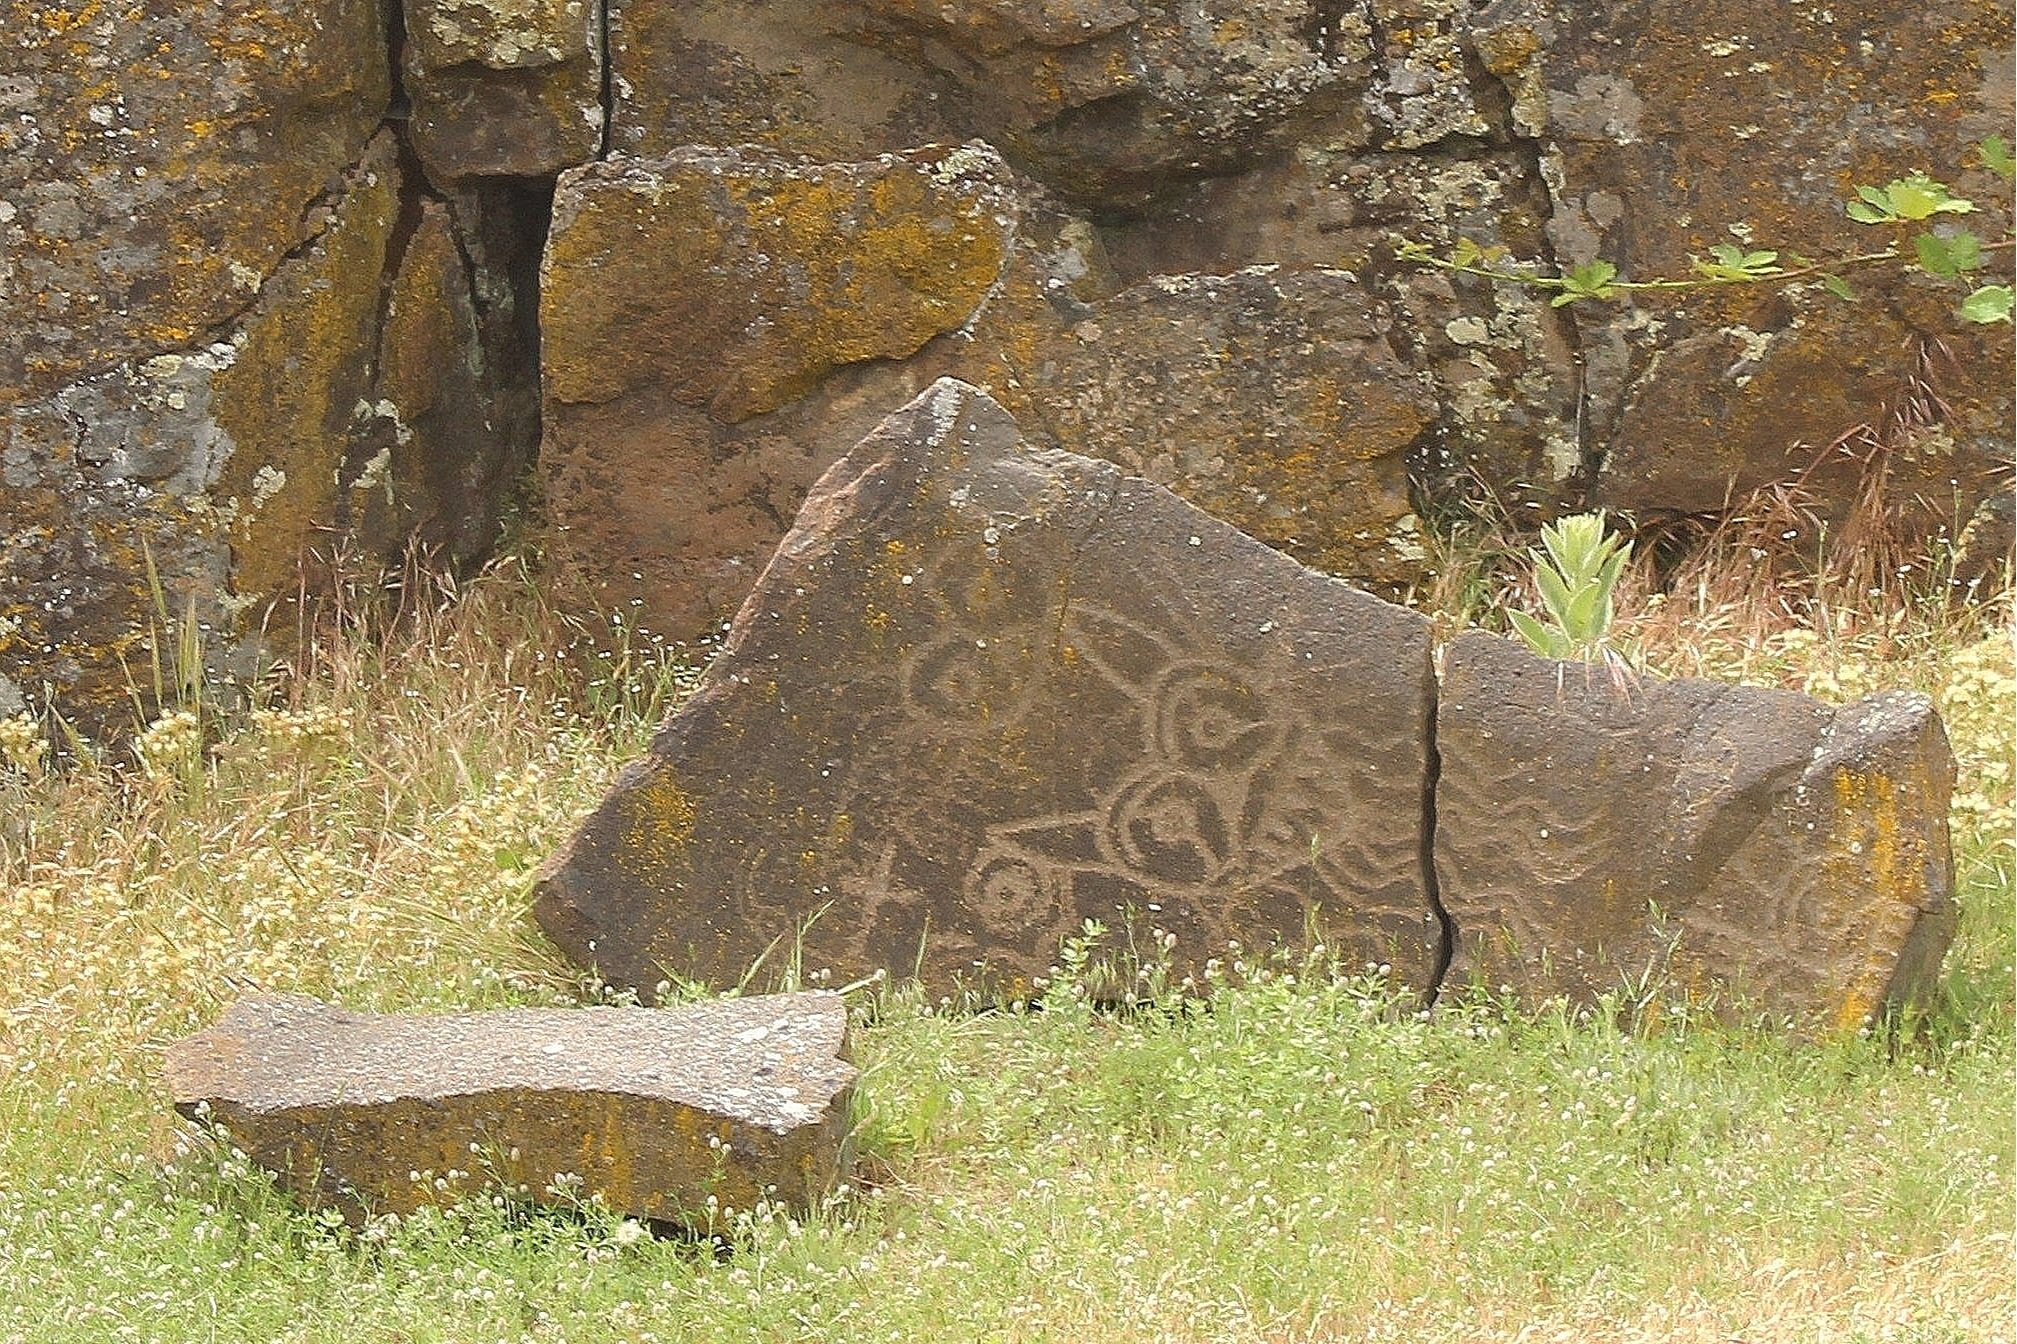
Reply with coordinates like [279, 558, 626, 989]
[1822, 763, 1928, 1034]
[620, 767, 699, 866]
[541, 151, 1010, 419]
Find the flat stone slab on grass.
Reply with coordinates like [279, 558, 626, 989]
[165, 992, 855, 1224]
[1435, 631, 1957, 1028]
[535, 376, 1441, 1001]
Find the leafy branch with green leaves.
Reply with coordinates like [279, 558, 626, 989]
[1395, 137, 2016, 324]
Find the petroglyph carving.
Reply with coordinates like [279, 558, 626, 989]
[535, 378, 1441, 998]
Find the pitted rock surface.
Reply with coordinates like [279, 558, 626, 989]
[404, 0, 605, 179]
[1435, 630, 1958, 1028]
[534, 377, 1442, 1000]
[2, 136, 532, 731]
[165, 992, 856, 1223]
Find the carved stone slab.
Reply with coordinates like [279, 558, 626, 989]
[1435, 631, 1957, 1027]
[165, 992, 855, 1223]
[535, 378, 1440, 1000]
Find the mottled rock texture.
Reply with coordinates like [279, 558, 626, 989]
[0, 0, 557, 729]
[539, 145, 1443, 641]
[1479, 0, 2015, 525]
[2, 135, 534, 728]
[1035, 268, 1439, 587]
[404, 0, 605, 179]
[534, 379, 1443, 1001]
[833, 0, 1365, 206]
[1435, 630, 1958, 1028]
[6, 0, 2009, 729]
[166, 992, 856, 1223]
[606, 0, 963, 161]
[539, 143, 1081, 638]
[0, 0, 388, 407]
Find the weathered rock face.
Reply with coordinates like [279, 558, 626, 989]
[543, 147, 1016, 425]
[0, 0, 388, 409]
[8, 0, 2009, 730]
[539, 145, 1446, 642]
[0, 0, 556, 730]
[403, 0, 605, 179]
[1434, 630, 1957, 1027]
[1477, 0, 2015, 523]
[606, 0, 965, 161]
[834, 0, 1366, 206]
[538, 143, 1081, 638]
[166, 992, 856, 1223]
[1036, 268, 1439, 586]
[534, 378, 1443, 1001]
[1, 135, 535, 728]
[1097, 146, 1586, 509]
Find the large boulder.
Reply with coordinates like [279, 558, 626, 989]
[1434, 630, 1958, 1027]
[538, 143, 1076, 639]
[166, 992, 856, 1224]
[534, 378, 1443, 1001]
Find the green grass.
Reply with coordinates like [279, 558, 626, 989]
[0, 563, 2010, 1343]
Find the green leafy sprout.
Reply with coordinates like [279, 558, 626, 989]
[1396, 141, 2015, 325]
[1507, 512, 1634, 663]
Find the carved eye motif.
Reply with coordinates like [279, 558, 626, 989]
[965, 848, 1070, 950]
[1103, 771, 1233, 887]
[902, 632, 1034, 723]
[920, 550, 1052, 628]
[1153, 663, 1280, 772]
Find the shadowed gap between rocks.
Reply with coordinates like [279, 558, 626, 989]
[1420, 664, 1455, 1004]
[365, 0, 561, 569]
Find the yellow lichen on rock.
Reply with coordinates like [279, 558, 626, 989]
[209, 136, 403, 607]
[620, 767, 699, 868]
[543, 148, 1010, 421]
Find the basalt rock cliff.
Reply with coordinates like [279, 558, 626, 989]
[3, 0, 2010, 726]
